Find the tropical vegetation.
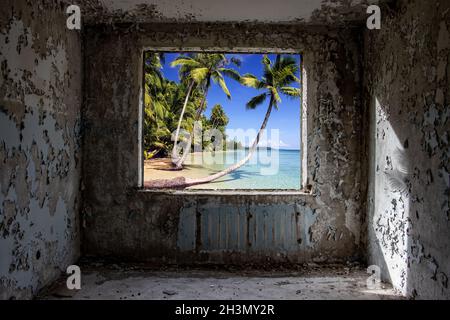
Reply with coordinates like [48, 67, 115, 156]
[143, 52, 301, 188]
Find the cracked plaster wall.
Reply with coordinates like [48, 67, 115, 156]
[80, 0, 387, 26]
[0, 0, 82, 299]
[364, 0, 450, 299]
[82, 23, 365, 264]
[1, 0, 448, 301]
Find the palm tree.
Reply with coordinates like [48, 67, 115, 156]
[170, 53, 241, 169]
[191, 54, 241, 119]
[143, 52, 171, 158]
[208, 104, 229, 151]
[143, 52, 165, 122]
[145, 54, 301, 188]
[147, 81, 199, 158]
[209, 104, 229, 131]
[143, 52, 201, 159]
[170, 62, 195, 167]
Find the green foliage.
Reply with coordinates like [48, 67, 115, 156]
[241, 54, 301, 111]
[143, 52, 203, 157]
[246, 93, 267, 110]
[144, 52, 243, 158]
[143, 53, 299, 159]
[207, 104, 229, 150]
[171, 53, 242, 116]
[209, 104, 229, 130]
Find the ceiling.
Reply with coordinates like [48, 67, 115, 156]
[81, 0, 389, 25]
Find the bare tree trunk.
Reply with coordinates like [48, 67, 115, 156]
[171, 80, 194, 167]
[145, 98, 274, 189]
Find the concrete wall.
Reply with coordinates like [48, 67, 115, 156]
[1, 0, 447, 301]
[82, 0, 385, 25]
[82, 23, 365, 264]
[0, 1, 82, 299]
[364, 0, 450, 299]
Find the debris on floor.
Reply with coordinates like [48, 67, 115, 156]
[38, 262, 403, 300]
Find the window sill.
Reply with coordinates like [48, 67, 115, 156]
[137, 188, 313, 197]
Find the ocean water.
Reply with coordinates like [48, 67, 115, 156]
[186, 149, 301, 189]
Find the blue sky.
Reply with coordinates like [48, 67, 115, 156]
[160, 53, 301, 150]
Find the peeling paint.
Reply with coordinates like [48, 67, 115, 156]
[80, 0, 389, 26]
[3, 0, 447, 302]
[0, 0, 82, 300]
[365, 0, 450, 299]
[81, 22, 364, 265]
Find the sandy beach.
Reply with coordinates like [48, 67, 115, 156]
[144, 156, 218, 180]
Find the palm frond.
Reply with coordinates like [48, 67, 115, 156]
[153, 100, 167, 119]
[155, 127, 170, 136]
[190, 67, 209, 84]
[280, 86, 301, 98]
[230, 57, 242, 67]
[274, 66, 299, 83]
[272, 55, 300, 87]
[262, 55, 272, 68]
[171, 56, 202, 68]
[271, 87, 281, 104]
[219, 68, 241, 82]
[246, 93, 267, 109]
[152, 141, 169, 149]
[217, 76, 231, 99]
[241, 74, 263, 88]
[274, 55, 297, 71]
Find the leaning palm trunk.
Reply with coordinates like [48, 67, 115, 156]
[145, 99, 274, 189]
[175, 136, 193, 168]
[195, 94, 207, 120]
[175, 87, 208, 168]
[171, 81, 194, 168]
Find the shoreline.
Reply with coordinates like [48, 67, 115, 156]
[144, 149, 301, 189]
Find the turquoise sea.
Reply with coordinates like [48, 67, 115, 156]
[186, 149, 301, 190]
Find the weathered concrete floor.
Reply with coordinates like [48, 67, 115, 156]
[39, 263, 403, 300]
